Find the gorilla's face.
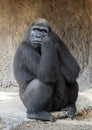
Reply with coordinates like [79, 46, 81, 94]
[30, 25, 49, 48]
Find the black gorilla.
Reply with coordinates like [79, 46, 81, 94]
[13, 18, 80, 122]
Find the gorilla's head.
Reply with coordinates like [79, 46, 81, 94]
[27, 18, 52, 48]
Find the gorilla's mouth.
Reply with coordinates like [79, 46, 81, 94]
[32, 41, 42, 44]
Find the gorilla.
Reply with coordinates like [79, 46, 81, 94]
[13, 18, 80, 122]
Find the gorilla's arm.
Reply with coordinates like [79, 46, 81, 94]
[51, 32, 80, 83]
[22, 39, 60, 84]
[36, 37, 60, 83]
[21, 42, 40, 76]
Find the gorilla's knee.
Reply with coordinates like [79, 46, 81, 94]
[21, 78, 53, 109]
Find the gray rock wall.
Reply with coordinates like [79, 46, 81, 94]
[0, 0, 92, 90]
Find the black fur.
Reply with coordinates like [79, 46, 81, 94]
[13, 18, 80, 121]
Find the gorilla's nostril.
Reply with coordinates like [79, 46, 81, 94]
[36, 35, 41, 38]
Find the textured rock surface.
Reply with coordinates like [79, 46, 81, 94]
[0, 0, 92, 90]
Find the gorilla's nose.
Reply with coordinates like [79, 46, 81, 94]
[36, 35, 41, 38]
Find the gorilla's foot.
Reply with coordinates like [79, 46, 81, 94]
[27, 111, 56, 122]
[61, 104, 76, 119]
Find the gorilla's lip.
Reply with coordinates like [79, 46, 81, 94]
[32, 41, 42, 44]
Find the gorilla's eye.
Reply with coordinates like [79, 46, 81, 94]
[41, 29, 47, 33]
[33, 28, 38, 31]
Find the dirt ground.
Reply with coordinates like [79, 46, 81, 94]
[11, 109, 92, 130]
[0, 88, 92, 130]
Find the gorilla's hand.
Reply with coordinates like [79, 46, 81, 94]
[42, 35, 53, 44]
[42, 35, 59, 52]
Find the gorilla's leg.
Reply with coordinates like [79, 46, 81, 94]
[45, 76, 68, 112]
[20, 78, 55, 122]
[52, 76, 67, 111]
[62, 81, 79, 118]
